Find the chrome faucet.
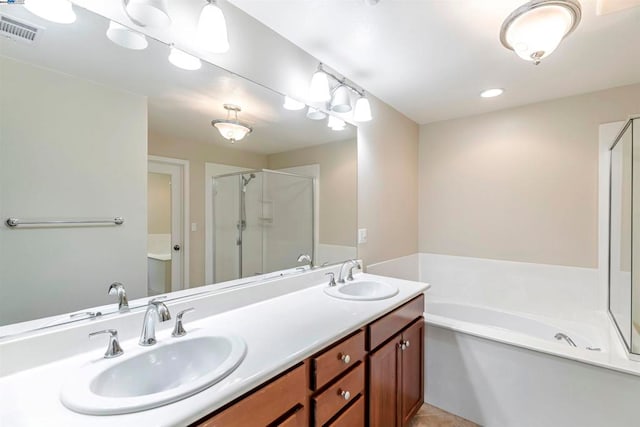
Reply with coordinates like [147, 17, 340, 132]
[108, 282, 129, 313]
[139, 298, 171, 346]
[554, 332, 577, 347]
[297, 253, 313, 269]
[338, 259, 361, 284]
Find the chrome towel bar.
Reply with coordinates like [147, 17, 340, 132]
[5, 217, 124, 227]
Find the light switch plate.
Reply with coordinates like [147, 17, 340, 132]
[358, 228, 368, 244]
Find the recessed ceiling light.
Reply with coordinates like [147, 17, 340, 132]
[480, 88, 504, 98]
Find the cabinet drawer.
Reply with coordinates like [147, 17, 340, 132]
[326, 395, 365, 427]
[196, 363, 306, 427]
[367, 294, 424, 351]
[313, 363, 365, 426]
[312, 329, 365, 390]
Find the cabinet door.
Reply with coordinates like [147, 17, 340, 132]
[399, 318, 424, 426]
[368, 334, 400, 427]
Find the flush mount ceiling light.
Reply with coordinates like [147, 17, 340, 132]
[197, 0, 229, 53]
[106, 21, 148, 50]
[168, 45, 202, 70]
[24, 0, 76, 24]
[212, 104, 252, 143]
[500, 0, 581, 65]
[283, 96, 305, 111]
[123, 0, 171, 28]
[307, 63, 373, 122]
[480, 88, 504, 98]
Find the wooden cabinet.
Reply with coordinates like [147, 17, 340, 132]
[368, 296, 425, 427]
[193, 295, 424, 427]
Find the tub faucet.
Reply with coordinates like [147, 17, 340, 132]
[554, 332, 577, 347]
[108, 282, 129, 313]
[139, 298, 171, 346]
[338, 259, 361, 284]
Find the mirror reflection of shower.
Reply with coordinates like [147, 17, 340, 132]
[213, 169, 314, 282]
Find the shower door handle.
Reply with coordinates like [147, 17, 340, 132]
[173, 244, 181, 251]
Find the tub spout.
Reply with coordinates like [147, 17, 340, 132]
[554, 332, 577, 347]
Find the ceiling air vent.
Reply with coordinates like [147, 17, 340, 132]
[0, 15, 42, 44]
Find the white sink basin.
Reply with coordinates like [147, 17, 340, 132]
[61, 335, 247, 415]
[324, 280, 399, 301]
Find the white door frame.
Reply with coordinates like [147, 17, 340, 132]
[148, 155, 190, 291]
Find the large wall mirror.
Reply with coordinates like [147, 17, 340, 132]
[609, 117, 639, 355]
[0, 4, 357, 332]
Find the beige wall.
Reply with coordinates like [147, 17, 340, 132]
[419, 83, 640, 268]
[358, 96, 420, 266]
[148, 132, 267, 287]
[267, 139, 357, 247]
[148, 173, 171, 234]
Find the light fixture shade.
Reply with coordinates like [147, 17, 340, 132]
[330, 85, 352, 113]
[500, 0, 581, 65]
[308, 70, 331, 103]
[24, 0, 76, 24]
[197, 0, 230, 53]
[328, 115, 346, 131]
[480, 88, 504, 98]
[212, 104, 252, 143]
[283, 96, 305, 111]
[353, 96, 372, 122]
[306, 106, 327, 120]
[106, 21, 148, 50]
[124, 0, 171, 28]
[168, 46, 202, 71]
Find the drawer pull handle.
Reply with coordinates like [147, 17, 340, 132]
[339, 389, 351, 400]
[340, 353, 351, 364]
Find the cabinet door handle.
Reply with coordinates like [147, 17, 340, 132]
[339, 389, 351, 400]
[340, 353, 351, 364]
[397, 341, 406, 351]
[404, 340, 410, 348]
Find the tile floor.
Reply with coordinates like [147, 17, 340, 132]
[408, 403, 479, 427]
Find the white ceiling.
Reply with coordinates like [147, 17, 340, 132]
[0, 4, 355, 155]
[230, 0, 640, 124]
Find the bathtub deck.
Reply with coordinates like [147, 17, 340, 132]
[409, 403, 479, 427]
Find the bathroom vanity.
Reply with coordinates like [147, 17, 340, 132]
[0, 269, 429, 426]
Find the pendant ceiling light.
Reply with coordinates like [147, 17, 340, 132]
[353, 95, 372, 122]
[123, 0, 171, 28]
[500, 0, 581, 65]
[212, 104, 253, 143]
[106, 21, 148, 50]
[306, 106, 327, 120]
[168, 46, 202, 70]
[197, 0, 230, 53]
[308, 66, 331, 103]
[24, 0, 76, 24]
[283, 96, 305, 111]
[330, 85, 352, 113]
[328, 115, 346, 131]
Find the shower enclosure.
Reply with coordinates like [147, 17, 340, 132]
[609, 116, 639, 356]
[212, 169, 314, 283]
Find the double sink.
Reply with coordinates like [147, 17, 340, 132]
[60, 270, 398, 415]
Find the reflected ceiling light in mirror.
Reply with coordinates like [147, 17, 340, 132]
[308, 65, 331, 103]
[353, 95, 372, 122]
[197, 0, 230, 53]
[283, 96, 305, 111]
[106, 21, 148, 50]
[480, 88, 504, 98]
[328, 115, 346, 131]
[330, 85, 352, 113]
[306, 106, 327, 120]
[500, 0, 581, 65]
[123, 0, 171, 28]
[24, 0, 76, 24]
[168, 46, 202, 70]
[212, 104, 252, 143]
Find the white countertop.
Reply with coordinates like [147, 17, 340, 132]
[0, 273, 429, 427]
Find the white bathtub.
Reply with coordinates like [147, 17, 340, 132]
[425, 299, 640, 427]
